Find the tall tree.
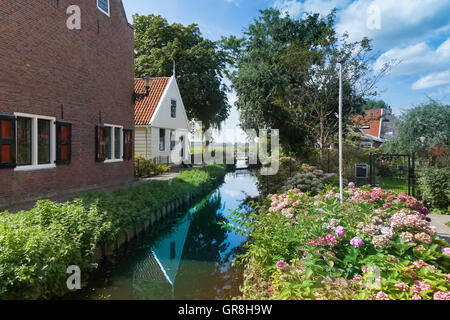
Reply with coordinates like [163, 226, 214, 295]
[133, 14, 231, 129]
[223, 9, 391, 158]
[361, 99, 389, 111]
[384, 100, 450, 164]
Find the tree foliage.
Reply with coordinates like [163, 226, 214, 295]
[361, 99, 389, 111]
[223, 9, 391, 158]
[133, 14, 231, 129]
[384, 101, 450, 161]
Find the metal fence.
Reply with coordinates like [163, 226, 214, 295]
[370, 153, 416, 197]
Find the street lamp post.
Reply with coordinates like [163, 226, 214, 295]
[338, 60, 344, 204]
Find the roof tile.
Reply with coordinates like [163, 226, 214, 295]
[352, 109, 383, 138]
[134, 77, 171, 125]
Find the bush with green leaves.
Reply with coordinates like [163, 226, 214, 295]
[0, 164, 226, 299]
[134, 155, 157, 177]
[228, 185, 450, 300]
[281, 170, 333, 195]
[417, 167, 449, 211]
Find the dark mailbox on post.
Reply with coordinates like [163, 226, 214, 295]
[355, 164, 369, 179]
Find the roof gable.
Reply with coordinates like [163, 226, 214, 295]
[134, 77, 171, 125]
[352, 109, 383, 138]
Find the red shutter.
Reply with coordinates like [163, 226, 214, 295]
[56, 121, 72, 165]
[123, 128, 133, 160]
[0, 114, 16, 169]
[96, 125, 106, 162]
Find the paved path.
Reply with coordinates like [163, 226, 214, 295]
[429, 214, 450, 244]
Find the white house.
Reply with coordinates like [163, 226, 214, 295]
[134, 76, 190, 164]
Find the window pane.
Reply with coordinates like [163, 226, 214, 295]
[38, 119, 51, 164]
[160, 129, 165, 151]
[170, 130, 176, 151]
[17, 117, 32, 165]
[171, 100, 176, 118]
[97, 0, 109, 14]
[104, 127, 112, 160]
[114, 128, 121, 159]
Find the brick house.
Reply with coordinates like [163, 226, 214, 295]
[0, 0, 135, 209]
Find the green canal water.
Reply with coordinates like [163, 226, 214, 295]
[69, 170, 259, 300]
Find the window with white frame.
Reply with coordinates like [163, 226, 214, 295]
[14, 113, 56, 171]
[359, 141, 373, 150]
[97, 0, 110, 16]
[104, 124, 123, 162]
[171, 100, 177, 118]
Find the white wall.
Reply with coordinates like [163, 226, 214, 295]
[150, 76, 190, 131]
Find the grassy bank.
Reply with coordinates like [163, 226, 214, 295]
[0, 164, 226, 299]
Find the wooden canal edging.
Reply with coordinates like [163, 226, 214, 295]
[94, 192, 194, 259]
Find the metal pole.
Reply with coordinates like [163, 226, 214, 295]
[408, 155, 411, 196]
[412, 152, 415, 197]
[338, 60, 344, 204]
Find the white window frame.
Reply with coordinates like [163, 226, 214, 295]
[97, 0, 110, 17]
[14, 112, 56, 172]
[104, 124, 123, 163]
[359, 141, 373, 150]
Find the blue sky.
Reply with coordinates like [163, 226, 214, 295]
[122, 0, 450, 140]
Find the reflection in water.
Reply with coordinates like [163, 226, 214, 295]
[71, 171, 259, 300]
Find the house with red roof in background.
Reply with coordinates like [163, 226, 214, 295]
[134, 75, 191, 165]
[352, 108, 397, 149]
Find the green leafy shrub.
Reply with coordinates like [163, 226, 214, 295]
[134, 155, 157, 177]
[0, 164, 226, 299]
[281, 170, 333, 195]
[156, 164, 170, 174]
[0, 200, 108, 299]
[417, 167, 450, 210]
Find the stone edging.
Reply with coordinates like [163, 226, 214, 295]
[94, 192, 193, 258]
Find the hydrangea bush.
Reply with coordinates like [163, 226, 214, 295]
[281, 170, 334, 195]
[230, 184, 450, 300]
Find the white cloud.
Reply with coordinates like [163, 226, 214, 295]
[272, 0, 303, 17]
[374, 39, 450, 74]
[412, 70, 450, 90]
[273, 0, 349, 18]
[335, 0, 450, 49]
[373, 38, 450, 89]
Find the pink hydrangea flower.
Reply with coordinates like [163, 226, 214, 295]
[350, 237, 363, 248]
[325, 234, 339, 247]
[276, 260, 290, 270]
[375, 291, 390, 300]
[442, 248, 450, 257]
[348, 182, 356, 188]
[335, 226, 345, 238]
[395, 281, 409, 292]
[434, 291, 450, 300]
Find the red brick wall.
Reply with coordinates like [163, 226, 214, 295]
[0, 0, 135, 208]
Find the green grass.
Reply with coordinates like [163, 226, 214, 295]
[445, 221, 450, 228]
[376, 176, 409, 194]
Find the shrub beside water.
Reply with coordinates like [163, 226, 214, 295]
[0, 164, 226, 299]
[229, 185, 450, 300]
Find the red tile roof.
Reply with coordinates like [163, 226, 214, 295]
[134, 77, 171, 125]
[352, 109, 382, 138]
